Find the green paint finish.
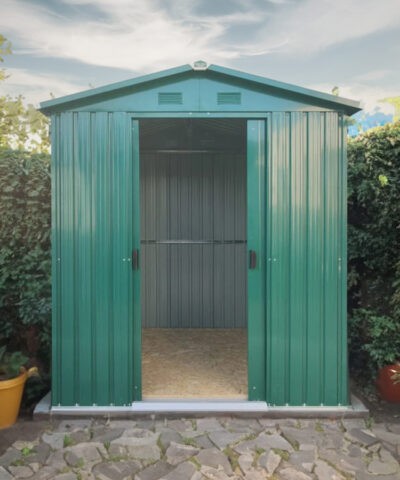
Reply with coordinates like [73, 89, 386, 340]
[59, 112, 75, 406]
[47, 65, 355, 407]
[305, 112, 325, 406]
[51, 112, 134, 406]
[92, 112, 112, 406]
[69, 74, 335, 114]
[266, 112, 348, 406]
[339, 114, 349, 405]
[41, 64, 359, 115]
[132, 120, 141, 401]
[247, 120, 266, 401]
[50, 114, 61, 405]
[287, 112, 308, 406]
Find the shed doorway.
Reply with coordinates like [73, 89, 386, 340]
[139, 119, 248, 399]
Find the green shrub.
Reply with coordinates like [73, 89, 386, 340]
[0, 148, 51, 391]
[0, 345, 28, 380]
[348, 121, 400, 377]
[348, 309, 400, 376]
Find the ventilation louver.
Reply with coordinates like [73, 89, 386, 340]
[217, 92, 241, 105]
[158, 92, 183, 105]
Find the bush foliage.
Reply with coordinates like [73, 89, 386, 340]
[348, 121, 400, 376]
[0, 149, 51, 371]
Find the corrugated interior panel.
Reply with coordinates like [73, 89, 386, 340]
[140, 149, 247, 328]
[267, 111, 347, 406]
[53, 112, 133, 406]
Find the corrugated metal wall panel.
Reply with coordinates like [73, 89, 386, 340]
[140, 151, 247, 328]
[305, 112, 325, 405]
[74, 112, 92, 405]
[288, 112, 308, 406]
[59, 112, 75, 406]
[266, 111, 347, 406]
[323, 112, 340, 404]
[339, 114, 348, 404]
[51, 109, 348, 407]
[52, 112, 133, 407]
[92, 112, 111, 406]
[51, 113, 61, 404]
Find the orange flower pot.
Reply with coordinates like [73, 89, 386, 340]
[0, 368, 37, 429]
[376, 364, 400, 403]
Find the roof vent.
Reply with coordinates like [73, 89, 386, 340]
[217, 92, 241, 105]
[158, 92, 183, 105]
[192, 60, 208, 71]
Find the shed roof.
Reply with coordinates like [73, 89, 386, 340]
[40, 63, 361, 115]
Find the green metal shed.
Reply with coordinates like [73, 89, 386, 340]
[41, 62, 361, 413]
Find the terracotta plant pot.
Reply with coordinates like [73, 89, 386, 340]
[0, 367, 37, 429]
[376, 364, 400, 403]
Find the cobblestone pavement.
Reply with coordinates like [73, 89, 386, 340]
[1, 416, 399, 479]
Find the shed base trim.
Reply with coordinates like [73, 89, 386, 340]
[35, 394, 368, 418]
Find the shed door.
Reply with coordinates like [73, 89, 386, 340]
[132, 119, 141, 400]
[131, 118, 266, 401]
[247, 120, 266, 401]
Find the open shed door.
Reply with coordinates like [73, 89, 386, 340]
[132, 119, 141, 401]
[247, 120, 266, 401]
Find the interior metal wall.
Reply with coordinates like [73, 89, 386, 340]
[140, 149, 247, 328]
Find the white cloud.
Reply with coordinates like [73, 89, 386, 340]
[0, 0, 257, 71]
[257, 0, 400, 55]
[1, 0, 399, 73]
[0, 0, 399, 113]
[1, 68, 86, 107]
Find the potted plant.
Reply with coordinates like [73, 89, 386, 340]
[361, 313, 400, 403]
[349, 309, 400, 403]
[376, 363, 400, 403]
[0, 346, 38, 429]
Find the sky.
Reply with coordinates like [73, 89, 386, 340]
[1, 0, 400, 122]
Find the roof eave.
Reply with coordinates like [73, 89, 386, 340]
[208, 64, 361, 116]
[40, 64, 193, 115]
[40, 62, 361, 116]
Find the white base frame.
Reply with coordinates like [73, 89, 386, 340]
[35, 393, 368, 417]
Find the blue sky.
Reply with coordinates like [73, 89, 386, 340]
[1, 0, 400, 119]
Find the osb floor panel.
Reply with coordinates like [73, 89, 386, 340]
[142, 328, 248, 400]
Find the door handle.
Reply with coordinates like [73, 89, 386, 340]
[249, 250, 257, 269]
[132, 249, 139, 270]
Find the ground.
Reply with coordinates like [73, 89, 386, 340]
[351, 380, 400, 424]
[1, 383, 400, 479]
[1, 410, 400, 479]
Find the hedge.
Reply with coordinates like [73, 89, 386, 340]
[347, 121, 400, 376]
[0, 149, 51, 375]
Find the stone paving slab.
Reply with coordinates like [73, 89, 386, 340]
[0, 417, 399, 479]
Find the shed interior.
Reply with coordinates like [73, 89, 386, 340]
[140, 119, 248, 399]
